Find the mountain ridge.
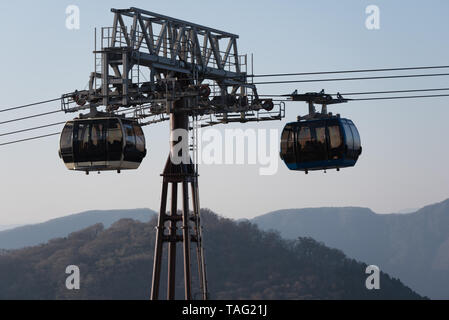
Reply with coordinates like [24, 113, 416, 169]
[0, 208, 155, 250]
[252, 198, 449, 299]
[0, 210, 423, 300]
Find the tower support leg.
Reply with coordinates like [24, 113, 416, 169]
[150, 181, 167, 300]
[167, 183, 178, 300]
[150, 111, 208, 300]
[181, 181, 192, 299]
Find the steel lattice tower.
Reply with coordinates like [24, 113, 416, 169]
[61, 7, 284, 300]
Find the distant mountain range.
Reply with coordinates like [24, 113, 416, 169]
[1, 199, 447, 299]
[397, 208, 420, 214]
[0, 210, 422, 300]
[252, 198, 449, 300]
[0, 225, 23, 232]
[0, 209, 155, 250]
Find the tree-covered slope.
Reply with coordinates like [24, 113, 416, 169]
[0, 210, 422, 300]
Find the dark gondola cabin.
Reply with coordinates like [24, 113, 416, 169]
[59, 117, 147, 173]
[280, 116, 362, 172]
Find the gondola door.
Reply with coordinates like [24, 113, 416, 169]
[122, 121, 146, 163]
[326, 118, 344, 162]
[73, 121, 90, 164]
[106, 118, 124, 165]
[89, 120, 107, 166]
[297, 120, 328, 165]
[311, 121, 328, 164]
[73, 120, 107, 166]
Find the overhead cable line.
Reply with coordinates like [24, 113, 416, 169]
[338, 88, 449, 96]
[272, 94, 449, 102]
[259, 87, 449, 97]
[0, 97, 61, 113]
[351, 94, 449, 101]
[250, 65, 449, 78]
[0, 110, 63, 125]
[1, 94, 449, 147]
[0, 132, 60, 147]
[0, 122, 66, 137]
[252, 73, 449, 85]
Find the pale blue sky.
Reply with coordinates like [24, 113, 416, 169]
[1, 0, 449, 224]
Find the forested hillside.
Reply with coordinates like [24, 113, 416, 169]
[253, 198, 449, 299]
[0, 210, 422, 300]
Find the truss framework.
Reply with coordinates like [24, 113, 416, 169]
[61, 7, 284, 127]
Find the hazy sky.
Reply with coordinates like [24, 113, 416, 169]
[1, 0, 449, 225]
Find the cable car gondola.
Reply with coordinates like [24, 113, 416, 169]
[280, 116, 362, 172]
[59, 117, 147, 173]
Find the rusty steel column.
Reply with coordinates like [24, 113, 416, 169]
[191, 178, 208, 300]
[181, 180, 192, 300]
[151, 104, 194, 300]
[150, 96, 208, 300]
[150, 181, 168, 300]
[167, 182, 178, 300]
